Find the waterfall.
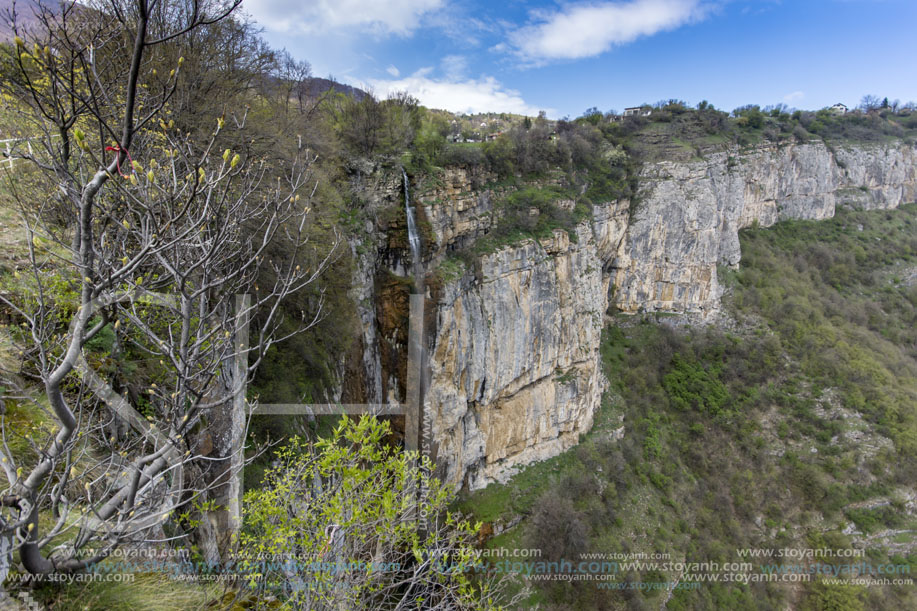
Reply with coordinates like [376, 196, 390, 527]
[402, 168, 422, 291]
[401, 168, 425, 459]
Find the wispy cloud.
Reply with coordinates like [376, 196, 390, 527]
[387, 65, 401, 77]
[368, 71, 547, 115]
[507, 0, 712, 63]
[783, 90, 805, 103]
[740, 0, 782, 16]
[440, 55, 468, 80]
[243, 0, 445, 36]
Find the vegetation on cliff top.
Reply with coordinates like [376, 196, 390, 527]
[581, 99, 917, 162]
[414, 96, 916, 270]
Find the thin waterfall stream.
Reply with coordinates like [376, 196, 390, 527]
[402, 167, 422, 293]
[401, 167, 426, 461]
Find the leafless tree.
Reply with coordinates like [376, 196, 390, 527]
[274, 49, 313, 115]
[0, 0, 337, 578]
[859, 94, 882, 112]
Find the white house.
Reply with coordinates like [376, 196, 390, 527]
[829, 103, 848, 115]
[623, 107, 652, 117]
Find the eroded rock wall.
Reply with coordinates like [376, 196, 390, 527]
[424, 197, 629, 489]
[418, 166, 499, 257]
[613, 142, 917, 316]
[346, 141, 916, 491]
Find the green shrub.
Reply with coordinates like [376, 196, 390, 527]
[662, 353, 730, 417]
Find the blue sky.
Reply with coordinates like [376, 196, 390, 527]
[241, 0, 917, 118]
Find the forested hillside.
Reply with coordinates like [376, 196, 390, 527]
[0, 1, 914, 609]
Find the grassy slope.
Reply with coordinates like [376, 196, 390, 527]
[458, 203, 917, 611]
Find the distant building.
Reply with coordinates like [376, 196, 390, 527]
[623, 107, 652, 117]
[829, 103, 848, 115]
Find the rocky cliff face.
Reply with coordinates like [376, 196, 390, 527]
[426, 220, 625, 489]
[347, 141, 916, 491]
[418, 166, 499, 258]
[613, 141, 917, 316]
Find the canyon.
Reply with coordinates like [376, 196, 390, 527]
[346, 140, 917, 490]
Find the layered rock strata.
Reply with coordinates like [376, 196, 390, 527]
[613, 142, 917, 315]
[346, 142, 916, 490]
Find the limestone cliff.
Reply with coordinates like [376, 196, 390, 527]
[345, 140, 915, 491]
[418, 166, 499, 257]
[426, 220, 625, 489]
[613, 141, 917, 315]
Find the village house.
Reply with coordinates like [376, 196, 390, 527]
[829, 103, 848, 115]
[623, 106, 652, 117]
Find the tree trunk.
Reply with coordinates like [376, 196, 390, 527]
[197, 294, 249, 564]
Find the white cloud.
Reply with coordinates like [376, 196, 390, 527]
[387, 65, 401, 77]
[243, 0, 444, 36]
[783, 90, 805, 103]
[368, 72, 546, 115]
[509, 0, 710, 63]
[440, 55, 468, 80]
